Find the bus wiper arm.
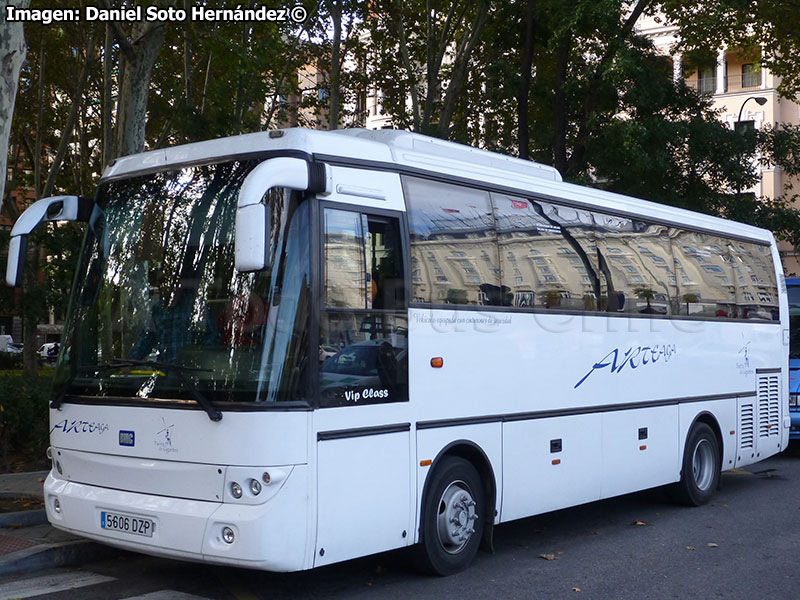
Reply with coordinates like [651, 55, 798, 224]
[109, 359, 222, 422]
[51, 359, 223, 422]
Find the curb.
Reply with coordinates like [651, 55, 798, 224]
[0, 509, 48, 529]
[0, 539, 122, 578]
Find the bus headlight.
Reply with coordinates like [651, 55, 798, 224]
[249, 479, 262, 496]
[230, 482, 243, 499]
[790, 394, 799, 407]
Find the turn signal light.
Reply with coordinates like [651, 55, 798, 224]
[430, 357, 444, 368]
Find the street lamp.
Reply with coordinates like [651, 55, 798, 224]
[737, 96, 767, 124]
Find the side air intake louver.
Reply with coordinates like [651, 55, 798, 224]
[757, 373, 780, 438]
[739, 402, 754, 450]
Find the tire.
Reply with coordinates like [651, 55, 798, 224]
[416, 456, 484, 576]
[673, 422, 720, 506]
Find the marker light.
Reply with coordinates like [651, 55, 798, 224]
[230, 482, 243, 499]
[221, 526, 235, 544]
[430, 357, 444, 368]
[249, 478, 262, 495]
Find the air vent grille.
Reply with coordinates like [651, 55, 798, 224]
[758, 374, 780, 438]
[740, 403, 754, 450]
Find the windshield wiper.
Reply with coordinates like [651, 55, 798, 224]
[51, 359, 223, 422]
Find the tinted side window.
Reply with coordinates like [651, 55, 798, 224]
[324, 209, 367, 308]
[730, 241, 778, 320]
[671, 231, 736, 318]
[492, 193, 595, 310]
[404, 176, 500, 305]
[591, 216, 680, 315]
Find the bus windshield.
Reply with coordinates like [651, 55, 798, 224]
[789, 283, 800, 359]
[54, 159, 312, 405]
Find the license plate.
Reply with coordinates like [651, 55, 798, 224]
[100, 511, 154, 537]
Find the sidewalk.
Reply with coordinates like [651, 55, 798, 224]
[0, 471, 115, 577]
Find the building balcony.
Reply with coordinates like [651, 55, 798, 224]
[685, 72, 763, 95]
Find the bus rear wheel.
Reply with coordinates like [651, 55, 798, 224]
[673, 422, 720, 506]
[417, 456, 484, 575]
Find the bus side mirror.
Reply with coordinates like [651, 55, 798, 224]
[235, 157, 330, 272]
[5, 195, 93, 287]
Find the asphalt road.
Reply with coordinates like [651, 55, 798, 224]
[5, 446, 800, 600]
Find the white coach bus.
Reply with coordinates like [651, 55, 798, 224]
[5, 128, 788, 575]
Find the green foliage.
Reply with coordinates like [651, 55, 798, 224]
[148, 0, 313, 143]
[0, 353, 23, 370]
[585, 41, 760, 211]
[0, 373, 52, 472]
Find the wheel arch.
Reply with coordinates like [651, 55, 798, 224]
[422, 439, 497, 552]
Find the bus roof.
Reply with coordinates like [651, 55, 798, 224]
[101, 127, 776, 246]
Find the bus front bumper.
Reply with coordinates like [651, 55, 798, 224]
[43, 466, 310, 572]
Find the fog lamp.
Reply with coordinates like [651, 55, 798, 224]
[53, 498, 61, 514]
[221, 526, 235, 544]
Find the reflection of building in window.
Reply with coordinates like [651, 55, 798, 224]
[403, 174, 778, 318]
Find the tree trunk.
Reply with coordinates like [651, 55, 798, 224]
[113, 22, 165, 158]
[327, 0, 343, 129]
[102, 24, 113, 170]
[553, 37, 571, 176]
[517, 0, 536, 159]
[183, 0, 192, 107]
[42, 34, 96, 198]
[437, 1, 489, 138]
[33, 34, 45, 197]
[392, 0, 420, 130]
[0, 0, 29, 212]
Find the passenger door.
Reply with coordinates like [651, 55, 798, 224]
[314, 205, 414, 567]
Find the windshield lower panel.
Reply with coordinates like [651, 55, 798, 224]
[55, 160, 312, 405]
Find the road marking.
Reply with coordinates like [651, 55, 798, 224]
[0, 572, 115, 600]
[121, 592, 212, 600]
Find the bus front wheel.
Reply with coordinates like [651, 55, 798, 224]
[417, 456, 484, 576]
[673, 422, 720, 506]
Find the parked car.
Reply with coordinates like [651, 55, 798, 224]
[6, 343, 23, 355]
[37, 342, 61, 363]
